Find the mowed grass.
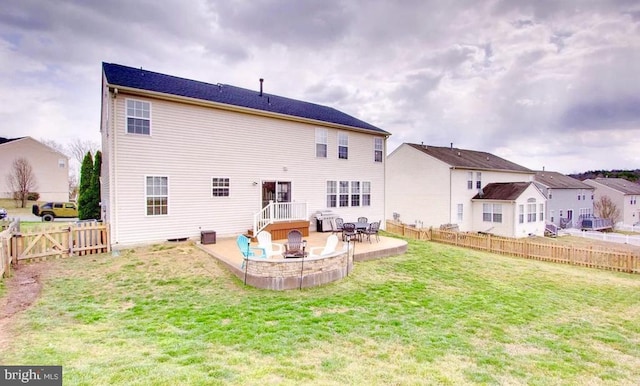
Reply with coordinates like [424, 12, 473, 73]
[1, 238, 640, 385]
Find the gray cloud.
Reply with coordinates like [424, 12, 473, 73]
[0, 0, 638, 173]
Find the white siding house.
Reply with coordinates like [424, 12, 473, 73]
[100, 63, 390, 246]
[0, 137, 70, 202]
[386, 143, 540, 238]
[584, 178, 640, 226]
[471, 182, 547, 238]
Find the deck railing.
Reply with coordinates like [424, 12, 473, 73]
[253, 201, 308, 235]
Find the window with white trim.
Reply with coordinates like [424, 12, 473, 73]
[374, 137, 383, 162]
[58, 158, 66, 168]
[539, 203, 544, 222]
[351, 181, 360, 206]
[211, 178, 229, 197]
[326, 181, 337, 207]
[146, 176, 167, 215]
[527, 198, 537, 222]
[316, 128, 328, 158]
[338, 132, 348, 159]
[476, 172, 482, 189]
[362, 182, 371, 206]
[127, 99, 150, 135]
[483, 203, 502, 223]
[467, 172, 473, 189]
[550, 210, 555, 223]
[339, 181, 349, 206]
[457, 204, 463, 222]
[518, 204, 524, 224]
[328, 180, 371, 207]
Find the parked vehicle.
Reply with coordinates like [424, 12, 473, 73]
[0, 207, 7, 220]
[32, 202, 78, 221]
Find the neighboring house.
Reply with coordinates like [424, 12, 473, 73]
[533, 170, 594, 229]
[100, 62, 390, 246]
[386, 143, 541, 238]
[584, 178, 640, 226]
[471, 182, 547, 238]
[0, 136, 70, 202]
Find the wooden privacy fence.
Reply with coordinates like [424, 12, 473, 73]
[0, 221, 111, 278]
[386, 221, 639, 274]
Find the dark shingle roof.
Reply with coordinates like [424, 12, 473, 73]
[472, 182, 533, 201]
[406, 143, 533, 173]
[102, 62, 388, 135]
[585, 178, 640, 195]
[534, 171, 593, 189]
[0, 137, 22, 145]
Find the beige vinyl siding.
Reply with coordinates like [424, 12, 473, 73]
[0, 137, 69, 202]
[108, 93, 385, 245]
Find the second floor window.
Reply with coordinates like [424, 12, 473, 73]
[467, 172, 473, 190]
[316, 128, 327, 158]
[476, 172, 482, 189]
[127, 99, 150, 135]
[374, 137, 383, 162]
[338, 133, 349, 159]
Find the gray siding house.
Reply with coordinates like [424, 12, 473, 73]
[534, 171, 594, 229]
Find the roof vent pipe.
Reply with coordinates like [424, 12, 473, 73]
[450, 142, 453, 150]
[259, 78, 264, 96]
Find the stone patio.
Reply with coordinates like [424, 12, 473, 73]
[197, 231, 408, 290]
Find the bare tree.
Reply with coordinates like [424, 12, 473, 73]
[39, 138, 67, 155]
[594, 195, 621, 224]
[68, 138, 100, 165]
[6, 157, 38, 208]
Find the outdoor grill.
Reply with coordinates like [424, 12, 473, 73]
[314, 210, 340, 232]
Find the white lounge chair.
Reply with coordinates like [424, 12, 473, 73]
[256, 231, 285, 258]
[309, 234, 341, 257]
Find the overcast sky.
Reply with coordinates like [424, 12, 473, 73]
[1, 0, 639, 174]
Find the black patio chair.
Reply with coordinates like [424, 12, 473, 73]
[342, 222, 360, 242]
[361, 221, 380, 243]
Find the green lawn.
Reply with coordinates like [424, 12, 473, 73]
[1, 238, 639, 385]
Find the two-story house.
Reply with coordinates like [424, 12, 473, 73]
[0, 136, 70, 202]
[584, 178, 640, 226]
[533, 170, 594, 229]
[100, 63, 390, 246]
[386, 143, 546, 238]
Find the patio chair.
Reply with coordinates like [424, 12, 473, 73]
[332, 218, 345, 235]
[284, 229, 307, 257]
[361, 221, 380, 243]
[357, 216, 368, 224]
[237, 234, 266, 267]
[309, 234, 340, 257]
[256, 231, 285, 258]
[342, 222, 360, 242]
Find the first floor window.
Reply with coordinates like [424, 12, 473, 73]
[339, 181, 349, 207]
[351, 181, 360, 206]
[212, 178, 230, 197]
[482, 203, 502, 223]
[328, 180, 371, 207]
[527, 199, 537, 222]
[127, 99, 151, 135]
[146, 176, 168, 215]
[457, 204, 463, 222]
[362, 181, 371, 206]
[539, 204, 544, 222]
[326, 181, 337, 207]
[518, 204, 524, 224]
